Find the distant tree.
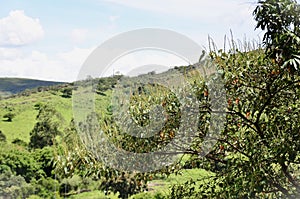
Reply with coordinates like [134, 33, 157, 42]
[29, 104, 63, 149]
[12, 138, 27, 147]
[61, 87, 72, 98]
[3, 112, 15, 122]
[34, 102, 44, 110]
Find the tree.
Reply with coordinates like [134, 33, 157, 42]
[3, 112, 15, 122]
[0, 143, 44, 182]
[12, 138, 28, 147]
[253, 0, 300, 72]
[164, 1, 300, 198]
[0, 169, 35, 199]
[167, 46, 300, 198]
[29, 104, 63, 149]
[61, 87, 72, 98]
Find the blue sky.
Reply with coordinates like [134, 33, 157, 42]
[0, 0, 264, 81]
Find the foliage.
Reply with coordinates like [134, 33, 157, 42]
[33, 147, 55, 178]
[160, 1, 300, 198]
[0, 143, 45, 182]
[103, 83, 182, 153]
[169, 180, 199, 199]
[30, 177, 60, 199]
[96, 75, 123, 94]
[0, 169, 35, 199]
[12, 138, 28, 147]
[29, 104, 63, 149]
[59, 175, 82, 195]
[0, 144, 59, 198]
[254, 0, 300, 72]
[58, 175, 96, 197]
[100, 171, 148, 199]
[2, 2, 300, 197]
[61, 87, 73, 98]
[54, 119, 101, 179]
[56, 118, 149, 199]
[170, 46, 300, 198]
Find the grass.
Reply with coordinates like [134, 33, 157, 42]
[0, 86, 111, 143]
[65, 168, 211, 199]
[148, 168, 212, 195]
[0, 90, 73, 143]
[69, 191, 119, 199]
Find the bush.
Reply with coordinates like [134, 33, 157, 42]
[100, 172, 148, 199]
[31, 177, 60, 199]
[11, 138, 27, 147]
[0, 143, 44, 182]
[61, 87, 72, 98]
[3, 112, 15, 122]
[33, 147, 55, 178]
[0, 169, 35, 199]
[59, 175, 82, 196]
[29, 105, 63, 149]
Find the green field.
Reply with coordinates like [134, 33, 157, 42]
[0, 90, 73, 142]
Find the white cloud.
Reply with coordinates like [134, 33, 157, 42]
[0, 10, 44, 46]
[58, 47, 95, 68]
[0, 47, 23, 60]
[71, 28, 88, 44]
[0, 47, 95, 82]
[109, 15, 120, 23]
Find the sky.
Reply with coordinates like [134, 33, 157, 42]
[0, 0, 265, 82]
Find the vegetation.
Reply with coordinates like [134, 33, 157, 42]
[29, 104, 63, 149]
[3, 112, 16, 122]
[0, 0, 300, 198]
[167, 1, 300, 198]
[254, 0, 300, 72]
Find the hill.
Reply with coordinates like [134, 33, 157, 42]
[0, 77, 66, 97]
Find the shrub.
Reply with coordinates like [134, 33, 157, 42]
[0, 143, 44, 182]
[11, 138, 27, 147]
[29, 105, 63, 149]
[31, 177, 60, 199]
[3, 112, 15, 122]
[0, 169, 35, 199]
[61, 87, 72, 98]
[59, 175, 82, 196]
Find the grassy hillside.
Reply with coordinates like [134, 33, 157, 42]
[0, 90, 73, 143]
[0, 77, 66, 97]
[0, 79, 113, 143]
[0, 70, 209, 198]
